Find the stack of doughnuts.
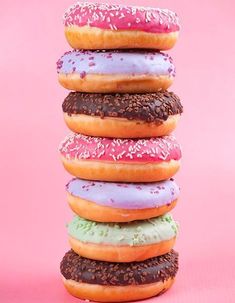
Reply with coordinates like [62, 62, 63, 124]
[57, 2, 182, 302]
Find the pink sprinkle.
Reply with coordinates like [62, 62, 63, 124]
[80, 71, 86, 78]
[89, 62, 96, 67]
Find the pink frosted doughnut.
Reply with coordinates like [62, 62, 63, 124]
[59, 133, 182, 182]
[63, 2, 180, 50]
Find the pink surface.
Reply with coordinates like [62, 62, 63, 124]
[0, 0, 235, 302]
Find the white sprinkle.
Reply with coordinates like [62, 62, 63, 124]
[97, 151, 105, 158]
[126, 153, 134, 159]
[110, 154, 117, 161]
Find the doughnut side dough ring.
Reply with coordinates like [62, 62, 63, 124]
[67, 193, 178, 222]
[62, 277, 175, 302]
[58, 73, 173, 93]
[61, 157, 180, 182]
[68, 236, 176, 263]
[64, 113, 180, 138]
[65, 25, 179, 50]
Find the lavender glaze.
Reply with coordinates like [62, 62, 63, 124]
[66, 178, 180, 209]
[56, 50, 175, 77]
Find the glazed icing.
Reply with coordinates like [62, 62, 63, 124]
[66, 178, 180, 209]
[59, 133, 182, 163]
[63, 2, 180, 34]
[67, 214, 178, 246]
[61, 249, 179, 286]
[56, 50, 175, 77]
[62, 91, 183, 122]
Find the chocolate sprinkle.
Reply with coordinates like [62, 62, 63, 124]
[60, 249, 178, 286]
[62, 91, 183, 123]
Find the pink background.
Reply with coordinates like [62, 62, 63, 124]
[1, 0, 235, 302]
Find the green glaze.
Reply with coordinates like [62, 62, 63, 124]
[67, 213, 178, 246]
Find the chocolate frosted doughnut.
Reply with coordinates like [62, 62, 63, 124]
[56, 50, 175, 93]
[63, 91, 183, 122]
[62, 91, 183, 138]
[60, 249, 178, 302]
[63, 2, 180, 50]
[61, 249, 178, 286]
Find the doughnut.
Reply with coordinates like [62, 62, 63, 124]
[61, 249, 178, 302]
[56, 50, 175, 93]
[59, 133, 181, 182]
[63, 2, 180, 50]
[67, 214, 178, 262]
[66, 178, 180, 222]
[63, 91, 183, 138]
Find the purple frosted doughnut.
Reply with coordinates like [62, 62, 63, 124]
[56, 50, 175, 78]
[66, 178, 180, 210]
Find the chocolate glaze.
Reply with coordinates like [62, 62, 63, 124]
[60, 249, 178, 286]
[62, 91, 183, 123]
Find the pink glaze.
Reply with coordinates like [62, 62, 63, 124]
[59, 133, 181, 163]
[63, 2, 180, 34]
